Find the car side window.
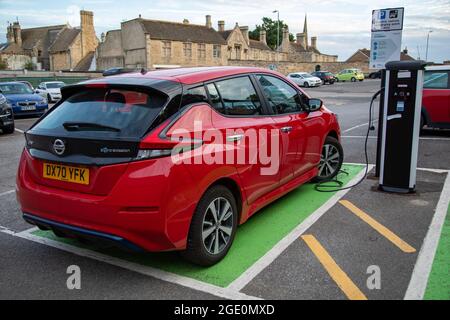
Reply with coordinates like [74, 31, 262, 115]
[181, 86, 208, 107]
[205, 83, 226, 114]
[256, 75, 305, 114]
[424, 71, 449, 89]
[213, 76, 262, 116]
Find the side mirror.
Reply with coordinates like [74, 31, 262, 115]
[306, 98, 323, 112]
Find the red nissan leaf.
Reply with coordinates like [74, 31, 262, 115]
[16, 67, 343, 266]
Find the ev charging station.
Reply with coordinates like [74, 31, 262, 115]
[378, 60, 427, 193]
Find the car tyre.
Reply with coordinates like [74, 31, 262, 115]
[351, 77, 356, 82]
[420, 114, 425, 130]
[314, 136, 344, 182]
[304, 82, 309, 88]
[182, 185, 238, 266]
[2, 123, 15, 134]
[47, 94, 52, 103]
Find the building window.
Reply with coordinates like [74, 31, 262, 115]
[198, 44, 206, 59]
[234, 45, 241, 60]
[183, 43, 192, 58]
[213, 45, 221, 58]
[162, 41, 171, 57]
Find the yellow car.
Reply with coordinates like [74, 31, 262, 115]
[336, 69, 365, 82]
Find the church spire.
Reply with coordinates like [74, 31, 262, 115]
[303, 14, 308, 48]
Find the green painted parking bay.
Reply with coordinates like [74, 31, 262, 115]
[32, 164, 363, 288]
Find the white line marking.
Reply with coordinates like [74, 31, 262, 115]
[342, 135, 450, 141]
[226, 164, 374, 292]
[404, 172, 450, 300]
[13, 228, 261, 300]
[0, 225, 17, 235]
[343, 162, 450, 174]
[0, 189, 15, 197]
[343, 120, 378, 133]
[14, 128, 24, 133]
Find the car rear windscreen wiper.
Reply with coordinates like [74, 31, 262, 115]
[63, 122, 121, 132]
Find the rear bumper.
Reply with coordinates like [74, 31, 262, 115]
[23, 213, 145, 252]
[16, 149, 199, 252]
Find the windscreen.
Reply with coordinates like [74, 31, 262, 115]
[46, 83, 65, 89]
[0, 83, 33, 94]
[33, 88, 168, 138]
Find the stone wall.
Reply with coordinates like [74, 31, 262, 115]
[0, 54, 31, 70]
[227, 59, 369, 75]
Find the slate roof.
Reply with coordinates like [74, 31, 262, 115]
[74, 52, 95, 71]
[21, 25, 66, 51]
[49, 28, 80, 52]
[218, 30, 233, 41]
[249, 39, 271, 51]
[138, 19, 226, 45]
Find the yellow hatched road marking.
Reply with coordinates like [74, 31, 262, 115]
[339, 200, 416, 253]
[301, 234, 368, 300]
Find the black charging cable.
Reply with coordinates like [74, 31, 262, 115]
[314, 88, 384, 192]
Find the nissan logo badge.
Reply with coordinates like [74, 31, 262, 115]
[53, 139, 65, 156]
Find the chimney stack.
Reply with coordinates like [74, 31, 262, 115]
[240, 26, 249, 45]
[218, 20, 225, 32]
[6, 23, 14, 43]
[101, 32, 105, 43]
[80, 10, 97, 56]
[259, 29, 267, 44]
[205, 15, 212, 28]
[12, 21, 22, 46]
[311, 36, 317, 49]
[296, 33, 305, 46]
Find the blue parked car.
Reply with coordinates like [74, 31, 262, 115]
[0, 82, 48, 117]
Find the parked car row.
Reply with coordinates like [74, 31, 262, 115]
[286, 68, 366, 88]
[0, 80, 67, 134]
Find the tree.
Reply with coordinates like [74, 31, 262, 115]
[0, 59, 7, 70]
[249, 17, 294, 50]
[24, 61, 35, 71]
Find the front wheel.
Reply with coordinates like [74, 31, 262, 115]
[304, 82, 309, 88]
[47, 94, 52, 103]
[1, 123, 14, 134]
[315, 136, 344, 182]
[351, 77, 356, 82]
[182, 185, 238, 266]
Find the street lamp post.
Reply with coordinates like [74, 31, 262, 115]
[425, 30, 433, 62]
[273, 10, 280, 63]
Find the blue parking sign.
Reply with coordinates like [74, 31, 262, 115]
[380, 10, 386, 20]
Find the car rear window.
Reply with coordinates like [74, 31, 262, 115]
[33, 88, 167, 138]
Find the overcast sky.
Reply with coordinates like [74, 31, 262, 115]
[0, 0, 449, 62]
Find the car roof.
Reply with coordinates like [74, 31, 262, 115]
[111, 66, 285, 85]
[426, 65, 450, 71]
[42, 81, 65, 84]
[0, 81, 27, 85]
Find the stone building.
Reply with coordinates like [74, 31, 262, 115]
[97, 16, 228, 70]
[0, 10, 98, 71]
[97, 14, 338, 71]
[217, 21, 287, 61]
[280, 15, 338, 63]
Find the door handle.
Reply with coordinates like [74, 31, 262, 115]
[226, 134, 244, 142]
[280, 126, 293, 133]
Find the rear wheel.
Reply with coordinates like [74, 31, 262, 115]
[182, 185, 238, 266]
[315, 136, 344, 182]
[420, 114, 425, 130]
[47, 94, 52, 103]
[351, 77, 356, 82]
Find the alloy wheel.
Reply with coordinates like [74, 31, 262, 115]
[318, 144, 341, 178]
[202, 197, 234, 255]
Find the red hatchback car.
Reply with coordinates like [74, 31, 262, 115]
[422, 65, 450, 129]
[16, 67, 343, 266]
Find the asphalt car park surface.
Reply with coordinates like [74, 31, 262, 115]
[0, 80, 449, 300]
